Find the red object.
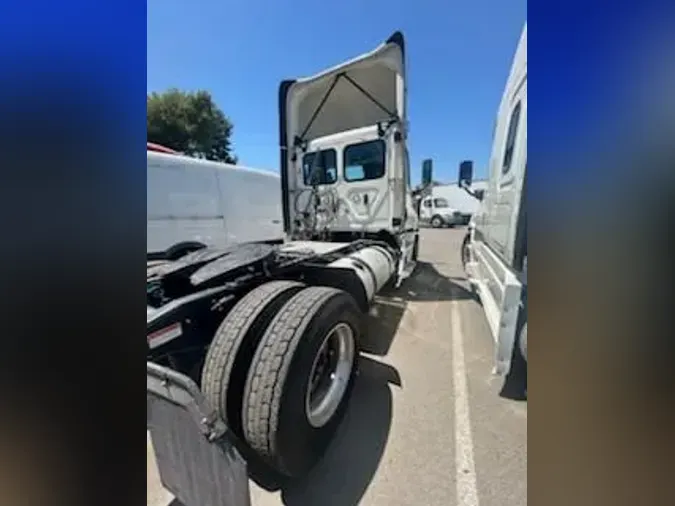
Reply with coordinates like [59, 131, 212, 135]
[147, 142, 178, 154]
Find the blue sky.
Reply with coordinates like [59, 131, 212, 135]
[147, 0, 526, 184]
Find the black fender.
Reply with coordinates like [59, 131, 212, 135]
[165, 241, 207, 261]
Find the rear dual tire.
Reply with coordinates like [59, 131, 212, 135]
[243, 286, 361, 477]
[202, 283, 361, 477]
[202, 281, 306, 439]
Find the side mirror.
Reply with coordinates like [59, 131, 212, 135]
[474, 189, 485, 201]
[422, 159, 433, 186]
[458, 160, 473, 187]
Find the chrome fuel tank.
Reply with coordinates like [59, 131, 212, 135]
[327, 245, 396, 302]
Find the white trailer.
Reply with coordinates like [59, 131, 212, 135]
[461, 23, 527, 393]
[147, 151, 284, 260]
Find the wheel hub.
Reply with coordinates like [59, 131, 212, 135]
[305, 322, 355, 428]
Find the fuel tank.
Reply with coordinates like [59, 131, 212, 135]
[327, 245, 396, 302]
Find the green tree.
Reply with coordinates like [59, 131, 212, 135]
[147, 89, 238, 163]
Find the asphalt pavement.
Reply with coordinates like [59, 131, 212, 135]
[147, 227, 527, 506]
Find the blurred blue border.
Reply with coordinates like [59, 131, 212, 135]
[529, 1, 675, 195]
[0, 0, 146, 182]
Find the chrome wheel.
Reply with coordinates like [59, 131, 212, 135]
[305, 322, 355, 428]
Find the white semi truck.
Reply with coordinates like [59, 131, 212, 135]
[147, 32, 419, 504]
[435, 180, 487, 224]
[461, 24, 527, 391]
[419, 181, 487, 227]
[418, 188, 463, 228]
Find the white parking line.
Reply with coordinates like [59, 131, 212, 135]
[451, 298, 480, 506]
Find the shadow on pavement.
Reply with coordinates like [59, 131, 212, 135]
[395, 261, 476, 303]
[361, 295, 407, 356]
[360, 261, 477, 356]
[279, 356, 399, 506]
[246, 357, 399, 505]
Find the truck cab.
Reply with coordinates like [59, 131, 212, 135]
[279, 32, 419, 281]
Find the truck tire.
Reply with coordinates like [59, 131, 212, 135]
[519, 321, 527, 363]
[412, 234, 420, 261]
[430, 215, 444, 228]
[517, 320, 527, 398]
[242, 286, 362, 477]
[201, 281, 306, 439]
[460, 234, 478, 298]
[461, 233, 471, 270]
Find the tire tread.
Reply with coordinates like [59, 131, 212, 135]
[201, 280, 304, 427]
[243, 286, 343, 461]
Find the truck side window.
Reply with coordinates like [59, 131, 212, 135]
[344, 140, 385, 182]
[303, 149, 337, 185]
[423, 199, 432, 208]
[502, 101, 522, 174]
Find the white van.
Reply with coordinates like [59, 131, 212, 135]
[147, 151, 284, 260]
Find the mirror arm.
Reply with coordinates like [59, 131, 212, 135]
[460, 180, 482, 201]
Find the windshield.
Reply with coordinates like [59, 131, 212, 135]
[433, 198, 449, 208]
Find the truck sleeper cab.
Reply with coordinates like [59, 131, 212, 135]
[280, 32, 419, 282]
[461, 24, 527, 393]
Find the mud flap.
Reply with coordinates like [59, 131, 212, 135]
[147, 362, 251, 506]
